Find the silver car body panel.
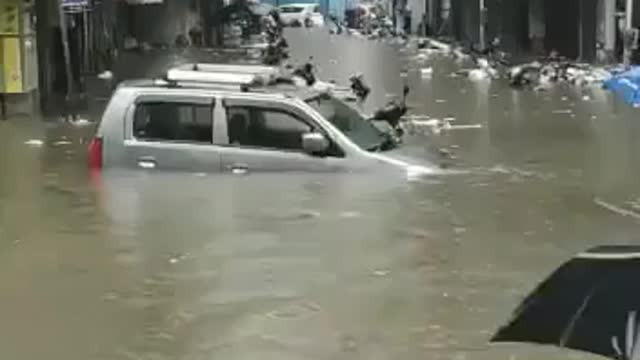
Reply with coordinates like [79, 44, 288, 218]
[95, 83, 419, 174]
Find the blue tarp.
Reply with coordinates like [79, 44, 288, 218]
[603, 66, 640, 108]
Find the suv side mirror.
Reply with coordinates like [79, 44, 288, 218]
[302, 132, 329, 155]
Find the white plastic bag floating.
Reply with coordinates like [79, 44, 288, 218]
[420, 67, 433, 78]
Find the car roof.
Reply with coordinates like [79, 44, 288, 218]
[118, 79, 324, 102]
[280, 3, 316, 8]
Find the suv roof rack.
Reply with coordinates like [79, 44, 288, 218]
[163, 66, 301, 89]
[166, 63, 282, 86]
[151, 76, 303, 94]
[172, 63, 280, 76]
[166, 69, 261, 86]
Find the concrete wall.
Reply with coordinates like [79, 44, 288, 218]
[451, 0, 479, 44]
[528, 0, 544, 53]
[543, 0, 599, 60]
[544, 0, 579, 58]
[488, 0, 529, 54]
[579, 0, 598, 61]
[406, 0, 426, 34]
[597, 0, 616, 59]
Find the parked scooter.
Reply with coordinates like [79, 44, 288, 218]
[262, 18, 290, 65]
[262, 38, 289, 65]
[292, 57, 316, 86]
[349, 73, 371, 101]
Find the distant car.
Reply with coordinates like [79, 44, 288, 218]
[278, 4, 324, 27]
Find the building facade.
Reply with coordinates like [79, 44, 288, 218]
[417, 0, 640, 62]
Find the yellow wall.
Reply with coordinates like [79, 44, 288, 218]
[2, 37, 22, 93]
[0, 0, 28, 93]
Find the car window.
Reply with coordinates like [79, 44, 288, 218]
[133, 102, 213, 143]
[226, 106, 313, 151]
[306, 94, 392, 151]
[313, 5, 320, 13]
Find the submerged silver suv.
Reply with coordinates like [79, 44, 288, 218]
[88, 78, 428, 174]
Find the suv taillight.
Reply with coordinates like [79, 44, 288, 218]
[88, 136, 103, 169]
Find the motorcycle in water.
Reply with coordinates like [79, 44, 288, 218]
[292, 58, 317, 86]
[371, 85, 410, 137]
[262, 37, 289, 65]
[261, 19, 289, 65]
[349, 73, 370, 101]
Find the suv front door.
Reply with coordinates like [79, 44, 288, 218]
[215, 97, 347, 173]
[124, 94, 222, 172]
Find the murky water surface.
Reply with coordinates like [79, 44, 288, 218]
[2, 29, 640, 359]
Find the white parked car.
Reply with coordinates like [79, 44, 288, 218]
[278, 3, 324, 27]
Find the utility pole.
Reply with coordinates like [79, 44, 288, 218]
[624, 0, 635, 65]
[35, 0, 52, 112]
[479, 0, 485, 50]
[201, 0, 225, 47]
[199, 0, 211, 46]
[57, 0, 75, 101]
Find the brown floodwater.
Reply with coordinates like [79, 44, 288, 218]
[1, 28, 640, 360]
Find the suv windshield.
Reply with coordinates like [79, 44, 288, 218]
[306, 94, 394, 151]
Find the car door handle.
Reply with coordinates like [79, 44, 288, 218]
[227, 163, 249, 174]
[137, 156, 157, 169]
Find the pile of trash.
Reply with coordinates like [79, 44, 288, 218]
[404, 37, 620, 91]
[402, 115, 483, 136]
[407, 37, 507, 81]
[507, 59, 612, 90]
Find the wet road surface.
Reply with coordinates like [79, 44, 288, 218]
[2, 29, 640, 360]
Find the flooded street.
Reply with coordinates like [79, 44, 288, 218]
[2, 29, 640, 360]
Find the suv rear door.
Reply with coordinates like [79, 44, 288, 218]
[215, 96, 347, 173]
[123, 94, 222, 172]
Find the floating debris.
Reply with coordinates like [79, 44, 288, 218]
[24, 139, 43, 147]
[169, 253, 189, 265]
[594, 198, 640, 220]
[97, 70, 114, 80]
[438, 148, 453, 158]
[552, 109, 573, 115]
[372, 269, 391, 277]
[414, 53, 429, 62]
[508, 59, 612, 90]
[420, 67, 433, 78]
[453, 227, 467, 234]
[340, 211, 362, 218]
[68, 118, 92, 127]
[448, 124, 483, 130]
[468, 68, 491, 81]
